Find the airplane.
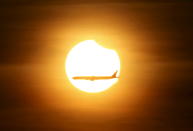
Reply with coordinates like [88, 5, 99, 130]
[72, 71, 119, 81]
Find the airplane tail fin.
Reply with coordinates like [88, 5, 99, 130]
[112, 70, 118, 78]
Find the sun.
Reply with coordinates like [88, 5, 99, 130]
[65, 40, 120, 93]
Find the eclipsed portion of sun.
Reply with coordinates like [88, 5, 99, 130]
[65, 40, 120, 93]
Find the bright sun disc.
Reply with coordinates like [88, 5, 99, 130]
[65, 40, 120, 93]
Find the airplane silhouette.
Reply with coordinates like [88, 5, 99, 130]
[72, 71, 119, 81]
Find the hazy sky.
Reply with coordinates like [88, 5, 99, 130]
[0, 0, 193, 130]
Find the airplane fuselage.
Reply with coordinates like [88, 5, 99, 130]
[72, 76, 117, 81]
[72, 71, 119, 81]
